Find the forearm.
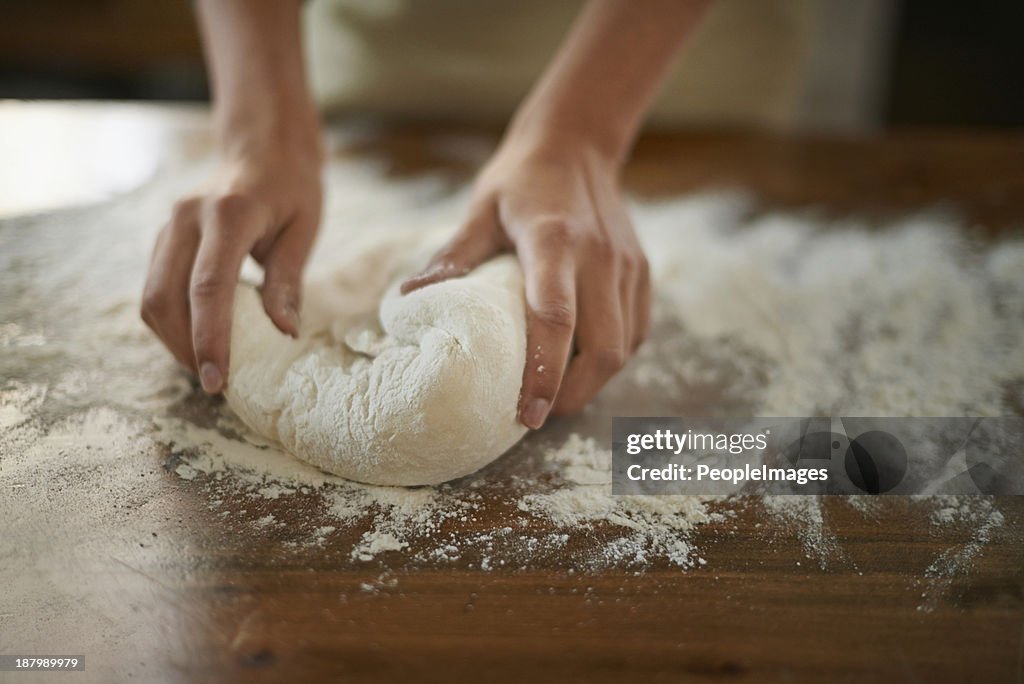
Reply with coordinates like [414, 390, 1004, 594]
[509, 0, 712, 165]
[195, 0, 322, 159]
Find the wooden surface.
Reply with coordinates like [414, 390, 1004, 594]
[0, 1, 201, 72]
[1, 103, 1023, 683]
[169, 497, 1024, 683]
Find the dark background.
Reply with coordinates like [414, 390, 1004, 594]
[885, 0, 1024, 127]
[1, 0, 1022, 128]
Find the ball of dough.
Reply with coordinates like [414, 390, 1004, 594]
[224, 255, 528, 486]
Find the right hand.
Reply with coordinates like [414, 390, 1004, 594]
[141, 140, 323, 394]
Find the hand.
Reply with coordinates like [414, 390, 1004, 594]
[141, 140, 323, 393]
[401, 136, 650, 429]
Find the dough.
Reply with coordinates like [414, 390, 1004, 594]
[224, 248, 529, 486]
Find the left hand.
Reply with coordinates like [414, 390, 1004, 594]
[401, 136, 650, 429]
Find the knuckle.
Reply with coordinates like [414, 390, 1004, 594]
[532, 301, 575, 331]
[140, 287, 168, 322]
[210, 193, 251, 224]
[170, 197, 199, 224]
[591, 345, 626, 372]
[189, 274, 226, 300]
[619, 249, 640, 273]
[586, 235, 616, 264]
[168, 219, 194, 238]
[530, 215, 577, 248]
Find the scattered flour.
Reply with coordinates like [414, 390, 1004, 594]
[519, 434, 715, 567]
[2, 145, 1020, 589]
[255, 514, 276, 528]
[917, 496, 1006, 612]
[352, 532, 408, 561]
[762, 496, 844, 569]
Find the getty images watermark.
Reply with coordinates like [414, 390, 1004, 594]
[612, 417, 1024, 495]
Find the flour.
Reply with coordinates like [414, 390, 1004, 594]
[632, 197, 1024, 417]
[2, 145, 1020, 587]
[542, 433, 612, 485]
[352, 532, 408, 561]
[762, 496, 843, 569]
[518, 434, 715, 567]
[105, 172, 1024, 573]
[255, 514, 277, 528]
[917, 496, 1005, 612]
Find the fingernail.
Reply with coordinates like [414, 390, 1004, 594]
[283, 305, 300, 336]
[401, 268, 435, 295]
[401, 262, 465, 295]
[522, 398, 550, 430]
[199, 362, 222, 394]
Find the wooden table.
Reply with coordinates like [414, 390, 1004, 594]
[1, 103, 1022, 683]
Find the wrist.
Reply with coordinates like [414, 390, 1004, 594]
[215, 102, 324, 167]
[502, 108, 628, 175]
[506, 95, 635, 170]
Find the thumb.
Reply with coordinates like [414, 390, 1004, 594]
[400, 204, 503, 295]
[261, 216, 316, 337]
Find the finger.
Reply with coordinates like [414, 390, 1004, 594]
[141, 199, 201, 372]
[632, 254, 651, 350]
[400, 202, 503, 295]
[620, 255, 637, 355]
[190, 196, 266, 393]
[552, 259, 626, 416]
[515, 223, 578, 429]
[260, 212, 317, 337]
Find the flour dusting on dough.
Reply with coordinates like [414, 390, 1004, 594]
[226, 249, 527, 486]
